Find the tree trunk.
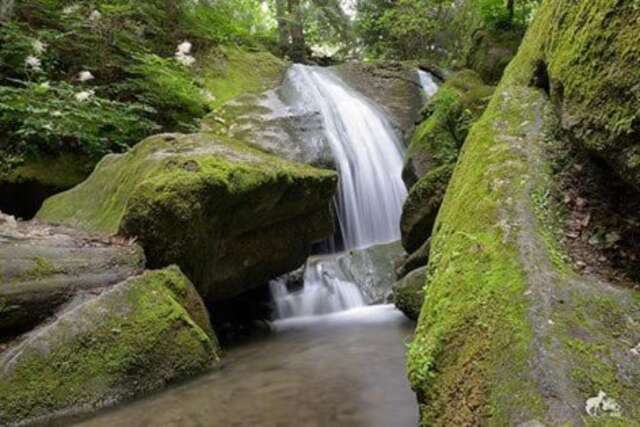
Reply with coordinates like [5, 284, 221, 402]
[287, 0, 306, 63]
[275, 0, 290, 56]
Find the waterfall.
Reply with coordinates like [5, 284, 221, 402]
[417, 70, 440, 98]
[282, 65, 408, 250]
[271, 64, 413, 320]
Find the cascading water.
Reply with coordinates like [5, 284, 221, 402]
[271, 66, 438, 319]
[417, 70, 440, 98]
[283, 65, 408, 250]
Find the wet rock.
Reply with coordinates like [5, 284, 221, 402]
[400, 164, 454, 253]
[396, 238, 430, 280]
[392, 266, 426, 321]
[37, 133, 337, 303]
[334, 61, 424, 141]
[0, 266, 219, 426]
[0, 212, 144, 336]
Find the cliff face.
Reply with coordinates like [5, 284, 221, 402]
[406, 1, 640, 425]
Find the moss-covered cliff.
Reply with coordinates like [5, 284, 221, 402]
[407, 0, 640, 425]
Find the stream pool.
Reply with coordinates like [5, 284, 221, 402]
[70, 305, 418, 427]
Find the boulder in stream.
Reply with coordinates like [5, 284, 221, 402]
[37, 133, 338, 303]
[392, 266, 426, 321]
[0, 266, 220, 426]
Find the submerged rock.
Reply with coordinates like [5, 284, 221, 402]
[407, 1, 640, 424]
[392, 266, 426, 321]
[37, 133, 337, 303]
[0, 212, 144, 336]
[0, 266, 220, 426]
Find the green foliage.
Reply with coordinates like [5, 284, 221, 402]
[128, 54, 210, 130]
[0, 81, 157, 158]
[355, 0, 540, 62]
[0, 0, 277, 165]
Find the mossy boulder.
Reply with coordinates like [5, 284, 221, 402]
[396, 238, 430, 280]
[0, 266, 220, 426]
[466, 29, 523, 84]
[400, 164, 454, 253]
[403, 70, 494, 188]
[525, 1, 640, 190]
[0, 212, 145, 336]
[37, 132, 337, 302]
[407, 1, 640, 424]
[392, 266, 426, 321]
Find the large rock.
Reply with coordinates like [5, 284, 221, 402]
[530, 1, 640, 190]
[0, 212, 144, 336]
[403, 70, 493, 188]
[37, 133, 337, 302]
[0, 266, 219, 426]
[400, 70, 493, 253]
[392, 266, 426, 321]
[407, 1, 640, 424]
[400, 164, 453, 253]
[396, 238, 430, 280]
[465, 29, 523, 84]
[334, 61, 424, 141]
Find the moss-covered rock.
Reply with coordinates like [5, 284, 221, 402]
[466, 29, 523, 84]
[400, 164, 454, 253]
[0, 212, 144, 337]
[407, 1, 640, 424]
[396, 238, 430, 280]
[0, 266, 219, 426]
[403, 70, 493, 188]
[527, 1, 640, 190]
[392, 266, 426, 321]
[37, 132, 337, 302]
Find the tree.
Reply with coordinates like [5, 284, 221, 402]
[275, 0, 290, 55]
[288, 0, 307, 62]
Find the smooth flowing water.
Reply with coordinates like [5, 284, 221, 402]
[417, 70, 440, 98]
[72, 306, 418, 427]
[283, 65, 408, 251]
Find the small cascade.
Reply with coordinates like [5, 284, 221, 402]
[270, 254, 366, 319]
[417, 69, 440, 98]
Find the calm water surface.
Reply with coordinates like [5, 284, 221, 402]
[73, 305, 418, 427]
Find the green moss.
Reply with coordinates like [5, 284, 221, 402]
[199, 46, 285, 111]
[393, 267, 426, 321]
[407, 82, 550, 425]
[0, 267, 219, 425]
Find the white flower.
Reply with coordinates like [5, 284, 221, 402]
[32, 39, 47, 55]
[63, 4, 80, 15]
[176, 41, 192, 55]
[75, 90, 95, 102]
[89, 10, 102, 21]
[77, 70, 95, 82]
[176, 53, 196, 67]
[175, 41, 196, 67]
[25, 55, 42, 72]
[585, 391, 622, 418]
